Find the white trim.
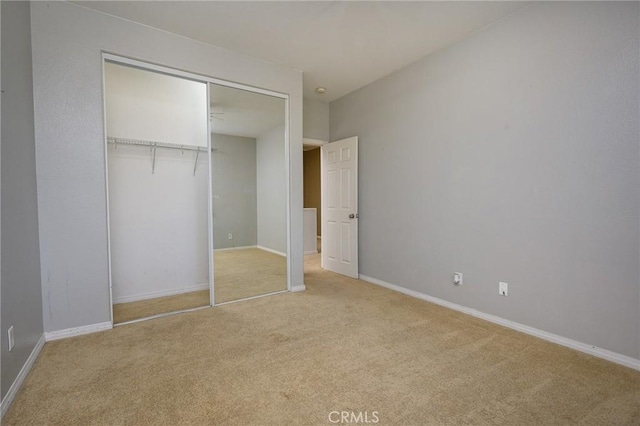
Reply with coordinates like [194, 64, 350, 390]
[0, 334, 45, 418]
[285, 96, 292, 293]
[44, 321, 112, 342]
[303, 138, 327, 148]
[114, 305, 210, 326]
[304, 250, 318, 255]
[257, 245, 287, 258]
[320, 144, 324, 270]
[101, 55, 115, 325]
[102, 53, 289, 100]
[303, 138, 326, 151]
[215, 290, 288, 306]
[214, 245, 257, 252]
[359, 274, 640, 371]
[290, 285, 306, 292]
[207, 82, 215, 307]
[112, 283, 209, 304]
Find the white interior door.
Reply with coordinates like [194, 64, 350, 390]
[322, 136, 358, 278]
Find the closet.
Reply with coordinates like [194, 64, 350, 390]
[105, 61, 211, 324]
[104, 57, 291, 324]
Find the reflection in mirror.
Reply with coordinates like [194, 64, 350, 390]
[209, 83, 287, 303]
[105, 61, 210, 324]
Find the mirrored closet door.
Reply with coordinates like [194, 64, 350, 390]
[209, 83, 288, 303]
[105, 61, 211, 324]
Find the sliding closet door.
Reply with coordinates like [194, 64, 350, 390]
[209, 83, 288, 303]
[105, 61, 211, 324]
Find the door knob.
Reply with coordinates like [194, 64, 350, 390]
[349, 214, 355, 219]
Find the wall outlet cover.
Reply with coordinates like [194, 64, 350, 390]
[453, 272, 463, 285]
[499, 281, 508, 296]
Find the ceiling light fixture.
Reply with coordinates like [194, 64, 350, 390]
[315, 87, 326, 94]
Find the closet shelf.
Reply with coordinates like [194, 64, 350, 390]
[107, 137, 208, 152]
[107, 137, 212, 175]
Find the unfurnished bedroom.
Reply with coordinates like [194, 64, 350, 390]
[1, 1, 639, 424]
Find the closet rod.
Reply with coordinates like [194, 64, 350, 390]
[107, 137, 209, 152]
[107, 137, 214, 175]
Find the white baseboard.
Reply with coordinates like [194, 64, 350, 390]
[257, 246, 286, 257]
[290, 284, 306, 292]
[214, 245, 257, 252]
[304, 250, 318, 255]
[1, 334, 46, 418]
[44, 321, 112, 342]
[216, 290, 288, 306]
[114, 305, 211, 326]
[113, 283, 209, 304]
[359, 274, 640, 371]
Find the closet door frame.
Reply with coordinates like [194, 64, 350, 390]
[102, 53, 292, 324]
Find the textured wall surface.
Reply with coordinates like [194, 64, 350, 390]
[1, 1, 44, 399]
[331, 2, 640, 358]
[30, 1, 303, 332]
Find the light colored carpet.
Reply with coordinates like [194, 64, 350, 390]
[4, 254, 640, 425]
[214, 248, 287, 303]
[113, 248, 287, 323]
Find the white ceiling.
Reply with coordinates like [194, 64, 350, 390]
[209, 83, 285, 138]
[75, 1, 528, 102]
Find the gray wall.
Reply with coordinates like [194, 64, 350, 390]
[257, 124, 287, 254]
[303, 98, 329, 141]
[212, 133, 257, 250]
[330, 2, 640, 359]
[30, 1, 303, 333]
[1, 1, 44, 399]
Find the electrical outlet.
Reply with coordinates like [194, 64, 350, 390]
[453, 272, 463, 286]
[499, 281, 508, 296]
[8, 326, 14, 351]
[228, 233, 233, 240]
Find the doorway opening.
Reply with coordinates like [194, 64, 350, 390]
[303, 137, 359, 278]
[303, 139, 325, 273]
[303, 146, 321, 255]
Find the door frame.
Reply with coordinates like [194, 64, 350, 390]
[101, 53, 292, 325]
